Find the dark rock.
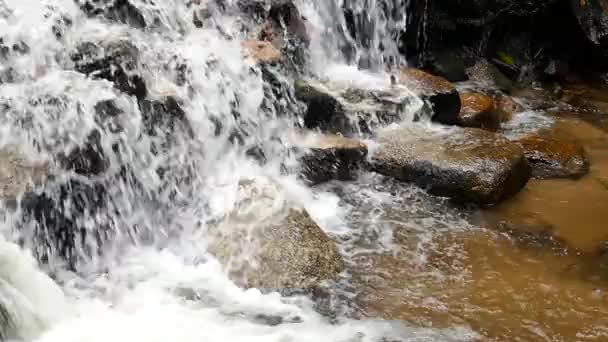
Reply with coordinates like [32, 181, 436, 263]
[20, 179, 109, 269]
[268, 0, 309, 45]
[208, 178, 343, 290]
[72, 39, 147, 99]
[458, 91, 501, 131]
[77, 0, 146, 29]
[516, 131, 589, 179]
[426, 49, 468, 82]
[370, 126, 531, 205]
[398, 68, 461, 125]
[297, 134, 368, 184]
[58, 129, 108, 176]
[294, 79, 416, 136]
[137, 96, 192, 137]
[570, 0, 608, 47]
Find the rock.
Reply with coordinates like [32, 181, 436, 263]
[516, 132, 589, 179]
[77, 0, 146, 29]
[370, 126, 531, 205]
[0, 149, 48, 201]
[137, 96, 192, 137]
[425, 49, 468, 82]
[397, 68, 461, 125]
[20, 179, 109, 269]
[570, 0, 608, 47]
[58, 130, 108, 176]
[241, 40, 282, 64]
[493, 93, 524, 122]
[294, 79, 418, 136]
[458, 91, 500, 130]
[208, 178, 343, 290]
[267, 0, 309, 45]
[296, 133, 368, 184]
[72, 39, 147, 99]
[467, 61, 513, 92]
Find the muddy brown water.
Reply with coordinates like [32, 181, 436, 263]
[349, 117, 608, 341]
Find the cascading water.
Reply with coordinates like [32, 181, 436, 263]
[0, 0, 478, 341]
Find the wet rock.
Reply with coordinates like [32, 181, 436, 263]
[137, 96, 192, 137]
[77, 0, 146, 29]
[398, 68, 461, 125]
[294, 79, 416, 136]
[72, 39, 147, 99]
[241, 40, 282, 64]
[297, 134, 368, 184]
[516, 132, 589, 179]
[267, 0, 309, 45]
[208, 178, 343, 290]
[458, 91, 500, 130]
[20, 179, 109, 269]
[0, 149, 48, 201]
[493, 93, 524, 122]
[467, 61, 513, 92]
[570, 0, 608, 47]
[370, 126, 531, 205]
[58, 129, 108, 176]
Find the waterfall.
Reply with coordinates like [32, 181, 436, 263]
[0, 0, 477, 341]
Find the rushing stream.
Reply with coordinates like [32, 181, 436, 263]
[1, 0, 608, 341]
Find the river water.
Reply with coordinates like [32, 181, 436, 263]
[0, 0, 607, 341]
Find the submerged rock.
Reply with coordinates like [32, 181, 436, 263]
[294, 79, 417, 136]
[458, 91, 500, 131]
[297, 133, 368, 184]
[72, 39, 147, 99]
[370, 126, 531, 205]
[516, 132, 589, 179]
[208, 178, 343, 290]
[397, 68, 461, 125]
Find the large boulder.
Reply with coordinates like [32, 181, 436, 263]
[72, 39, 147, 99]
[296, 133, 368, 184]
[241, 40, 283, 64]
[397, 68, 461, 125]
[294, 79, 420, 136]
[207, 178, 343, 290]
[370, 126, 531, 205]
[516, 130, 589, 179]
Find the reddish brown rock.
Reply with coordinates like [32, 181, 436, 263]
[241, 40, 282, 64]
[493, 94, 524, 122]
[458, 92, 500, 131]
[516, 132, 589, 179]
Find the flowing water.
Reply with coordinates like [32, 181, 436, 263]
[1, 0, 608, 341]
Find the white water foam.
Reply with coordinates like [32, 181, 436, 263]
[0, 0, 479, 341]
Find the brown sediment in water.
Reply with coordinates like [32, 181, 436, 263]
[490, 118, 608, 252]
[351, 117, 608, 340]
[353, 229, 608, 341]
